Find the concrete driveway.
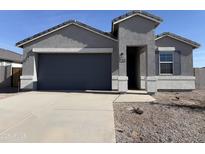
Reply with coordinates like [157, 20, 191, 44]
[0, 91, 118, 142]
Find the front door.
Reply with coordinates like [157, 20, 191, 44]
[12, 68, 22, 87]
[127, 50, 136, 89]
[127, 47, 140, 90]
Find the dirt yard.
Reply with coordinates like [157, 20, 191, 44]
[114, 90, 205, 143]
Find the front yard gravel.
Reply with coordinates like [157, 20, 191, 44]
[114, 90, 205, 143]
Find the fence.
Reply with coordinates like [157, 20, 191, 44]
[194, 68, 205, 89]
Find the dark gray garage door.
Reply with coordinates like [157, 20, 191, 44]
[37, 53, 111, 90]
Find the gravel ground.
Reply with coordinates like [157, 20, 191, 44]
[114, 90, 205, 143]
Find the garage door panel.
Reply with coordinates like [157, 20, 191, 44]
[38, 53, 111, 90]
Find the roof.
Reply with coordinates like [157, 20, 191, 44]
[16, 20, 117, 48]
[156, 32, 200, 49]
[112, 10, 163, 27]
[0, 48, 22, 63]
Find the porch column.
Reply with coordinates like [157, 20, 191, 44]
[145, 42, 157, 94]
[33, 53, 38, 90]
[20, 51, 38, 90]
[118, 45, 128, 92]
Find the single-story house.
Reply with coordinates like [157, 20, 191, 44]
[16, 11, 200, 93]
[0, 48, 22, 88]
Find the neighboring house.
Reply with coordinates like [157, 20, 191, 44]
[16, 11, 200, 93]
[0, 48, 22, 88]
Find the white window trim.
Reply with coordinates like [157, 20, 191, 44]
[159, 51, 174, 75]
[157, 47, 175, 51]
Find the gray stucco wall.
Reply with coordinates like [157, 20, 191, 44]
[155, 37, 194, 76]
[117, 16, 156, 77]
[139, 47, 147, 77]
[0, 66, 11, 88]
[22, 24, 119, 77]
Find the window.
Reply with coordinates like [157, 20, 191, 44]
[159, 52, 173, 74]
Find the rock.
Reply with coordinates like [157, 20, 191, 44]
[127, 106, 134, 111]
[127, 106, 144, 114]
[139, 137, 143, 141]
[127, 132, 132, 137]
[171, 96, 180, 101]
[131, 131, 138, 138]
[133, 107, 144, 115]
[182, 100, 196, 106]
[168, 137, 173, 143]
[116, 128, 124, 133]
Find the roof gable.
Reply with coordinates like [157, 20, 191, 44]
[156, 32, 200, 49]
[112, 10, 162, 32]
[16, 20, 117, 48]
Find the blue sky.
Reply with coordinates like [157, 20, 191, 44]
[0, 10, 204, 67]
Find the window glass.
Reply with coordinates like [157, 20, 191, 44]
[160, 52, 173, 62]
[159, 52, 173, 74]
[160, 63, 173, 74]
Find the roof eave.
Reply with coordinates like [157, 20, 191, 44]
[16, 21, 118, 48]
[0, 57, 22, 63]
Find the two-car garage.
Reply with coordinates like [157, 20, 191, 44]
[16, 21, 117, 91]
[37, 53, 112, 90]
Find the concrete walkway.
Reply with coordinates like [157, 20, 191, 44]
[0, 92, 118, 143]
[115, 93, 156, 103]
